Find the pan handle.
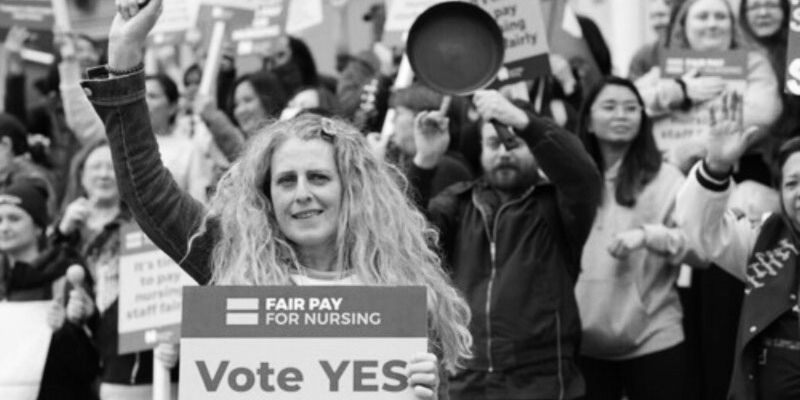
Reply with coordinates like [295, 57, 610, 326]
[491, 120, 519, 150]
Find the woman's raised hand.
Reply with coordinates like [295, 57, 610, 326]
[3, 26, 30, 56]
[704, 91, 759, 175]
[59, 197, 91, 235]
[108, 0, 163, 71]
[413, 103, 450, 169]
[407, 352, 439, 400]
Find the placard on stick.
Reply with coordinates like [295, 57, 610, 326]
[118, 224, 197, 354]
[0, 0, 55, 54]
[474, 0, 551, 86]
[148, 0, 196, 47]
[384, 0, 444, 47]
[232, 0, 289, 57]
[286, 0, 323, 35]
[196, 0, 258, 44]
[652, 49, 748, 153]
[179, 286, 427, 399]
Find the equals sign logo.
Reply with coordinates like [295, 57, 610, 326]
[226, 298, 260, 325]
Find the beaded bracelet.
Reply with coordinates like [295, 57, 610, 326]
[107, 62, 145, 77]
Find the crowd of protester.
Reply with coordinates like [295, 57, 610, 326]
[1, 0, 799, 399]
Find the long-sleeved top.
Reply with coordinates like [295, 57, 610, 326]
[81, 68, 214, 283]
[576, 161, 686, 360]
[82, 66, 456, 399]
[676, 161, 800, 400]
[198, 108, 246, 162]
[59, 60, 105, 146]
[60, 58, 226, 203]
[409, 111, 602, 399]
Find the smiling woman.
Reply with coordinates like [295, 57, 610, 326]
[268, 137, 342, 255]
[574, 77, 692, 400]
[634, 0, 782, 182]
[79, 2, 473, 398]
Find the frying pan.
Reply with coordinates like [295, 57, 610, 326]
[406, 1, 518, 149]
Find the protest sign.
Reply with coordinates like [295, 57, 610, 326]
[0, 0, 55, 54]
[179, 286, 427, 399]
[0, 301, 52, 400]
[539, 0, 602, 92]
[196, 0, 258, 44]
[117, 223, 197, 354]
[474, 0, 551, 86]
[286, 0, 323, 34]
[232, 0, 289, 57]
[652, 49, 748, 153]
[384, 0, 444, 47]
[148, 0, 197, 47]
[786, 0, 800, 95]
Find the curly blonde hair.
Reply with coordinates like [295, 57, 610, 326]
[199, 113, 472, 372]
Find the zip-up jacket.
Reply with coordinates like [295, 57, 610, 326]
[410, 112, 601, 399]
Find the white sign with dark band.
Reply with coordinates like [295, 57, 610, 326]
[118, 224, 197, 354]
[475, 0, 551, 85]
[652, 49, 748, 153]
[179, 286, 427, 399]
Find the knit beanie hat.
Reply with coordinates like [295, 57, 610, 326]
[0, 181, 49, 228]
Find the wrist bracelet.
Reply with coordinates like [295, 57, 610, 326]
[702, 159, 732, 181]
[674, 78, 693, 111]
[107, 62, 145, 76]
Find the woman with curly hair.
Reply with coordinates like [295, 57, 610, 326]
[79, 1, 473, 398]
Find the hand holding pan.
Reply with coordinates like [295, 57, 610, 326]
[406, 1, 519, 150]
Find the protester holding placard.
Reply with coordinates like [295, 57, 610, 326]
[629, 0, 678, 81]
[0, 180, 99, 400]
[739, 0, 800, 156]
[58, 139, 181, 400]
[81, 2, 473, 399]
[635, 0, 782, 182]
[574, 76, 700, 400]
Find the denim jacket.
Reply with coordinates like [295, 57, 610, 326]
[82, 67, 461, 398]
[82, 68, 215, 285]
